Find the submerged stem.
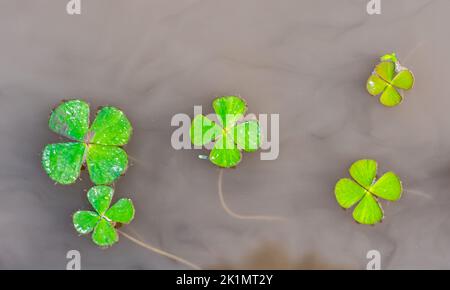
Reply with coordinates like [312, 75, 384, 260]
[127, 226, 146, 241]
[117, 229, 201, 270]
[128, 155, 144, 167]
[218, 169, 287, 222]
[405, 189, 433, 200]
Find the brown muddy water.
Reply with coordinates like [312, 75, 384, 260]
[0, 0, 448, 269]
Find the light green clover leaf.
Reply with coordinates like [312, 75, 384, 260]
[42, 100, 132, 185]
[189, 96, 261, 168]
[334, 159, 402, 225]
[366, 53, 415, 107]
[73, 186, 135, 247]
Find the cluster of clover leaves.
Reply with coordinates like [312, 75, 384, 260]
[43, 54, 411, 249]
[189, 58, 409, 225]
[42, 100, 135, 247]
[329, 52, 409, 225]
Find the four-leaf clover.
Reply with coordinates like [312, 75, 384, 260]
[189, 96, 261, 168]
[73, 186, 135, 247]
[334, 159, 402, 225]
[42, 99, 132, 185]
[366, 53, 414, 107]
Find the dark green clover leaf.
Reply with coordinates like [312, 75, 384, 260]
[189, 96, 261, 168]
[334, 159, 402, 225]
[366, 53, 415, 107]
[42, 100, 132, 185]
[73, 186, 135, 247]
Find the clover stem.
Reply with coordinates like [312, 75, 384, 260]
[218, 169, 287, 222]
[402, 42, 423, 64]
[128, 154, 138, 163]
[117, 229, 201, 270]
[127, 226, 146, 241]
[405, 189, 433, 200]
[128, 154, 145, 167]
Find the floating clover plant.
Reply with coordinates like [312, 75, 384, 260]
[189, 96, 261, 168]
[42, 100, 132, 185]
[73, 186, 135, 247]
[334, 159, 402, 225]
[366, 53, 415, 107]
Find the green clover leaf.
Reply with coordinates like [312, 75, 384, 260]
[334, 159, 402, 225]
[189, 96, 261, 168]
[366, 53, 415, 107]
[73, 186, 135, 247]
[42, 100, 132, 185]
